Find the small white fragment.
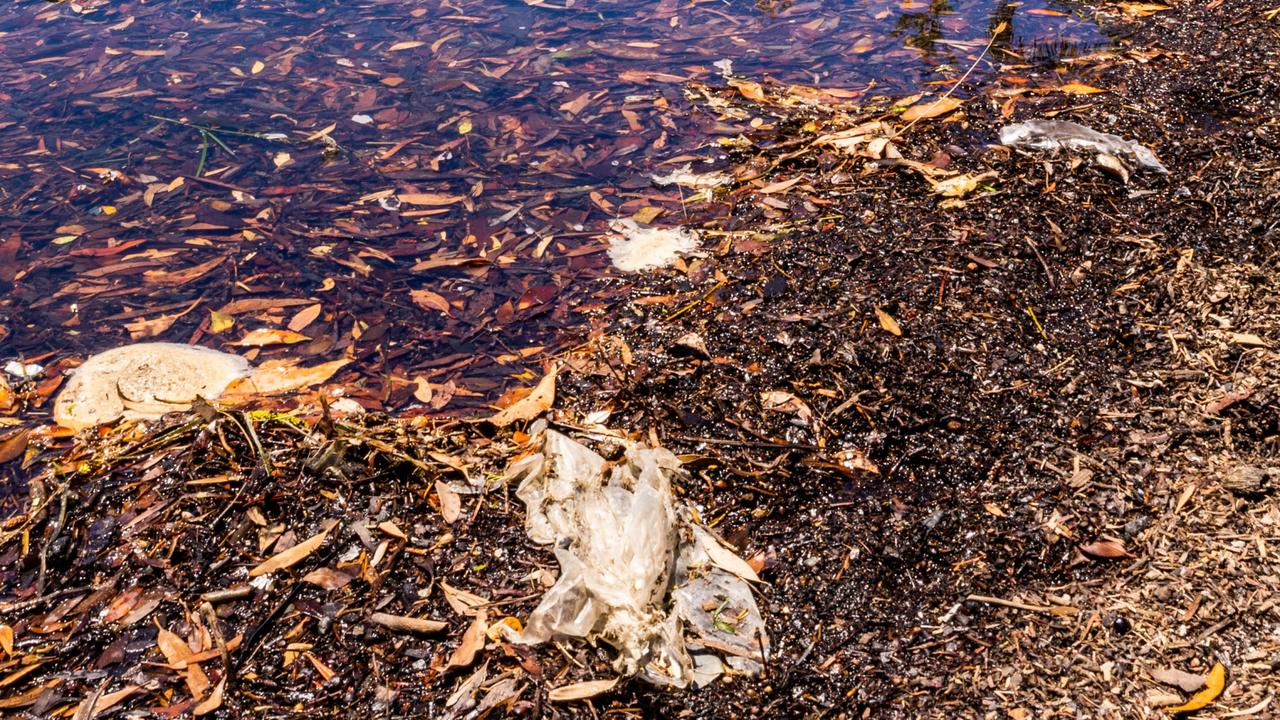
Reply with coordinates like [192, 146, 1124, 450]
[606, 219, 699, 273]
[713, 58, 734, 77]
[351, 114, 374, 125]
[3, 361, 43, 380]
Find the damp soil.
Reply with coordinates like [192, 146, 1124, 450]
[1, 0, 1278, 718]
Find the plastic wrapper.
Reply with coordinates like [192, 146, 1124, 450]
[512, 430, 768, 688]
[999, 119, 1168, 174]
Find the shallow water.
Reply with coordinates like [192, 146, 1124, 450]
[0, 0, 1104, 415]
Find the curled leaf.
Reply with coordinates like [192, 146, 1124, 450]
[1165, 662, 1225, 714]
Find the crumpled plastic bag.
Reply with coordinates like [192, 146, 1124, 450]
[509, 430, 767, 688]
[998, 119, 1168, 174]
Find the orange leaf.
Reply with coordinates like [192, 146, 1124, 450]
[488, 366, 556, 426]
[1165, 663, 1225, 713]
[1058, 82, 1106, 95]
[875, 307, 903, 336]
[729, 79, 766, 102]
[230, 328, 310, 346]
[398, 192, 464, 206]
[900, 96, 963, 122]
[249, 520, 337, 576]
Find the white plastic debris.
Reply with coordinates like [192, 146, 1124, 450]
[713, 59, 734, 78]
[998, 119, 1168, 174]
[649, 164, 731, 190]
[510, 430, 768, 688]
[3, 361, 43, 380]
[351, 114, 374, 125]
[606, 219, 700, 273]
[54, 343, 251, 430]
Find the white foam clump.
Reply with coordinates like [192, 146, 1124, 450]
[606, 219, 699, 273]
[999, 119, 1168, 173]
[54, 343, 251, 430]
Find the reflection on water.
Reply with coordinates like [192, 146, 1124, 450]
[0, 0, 1106, 418]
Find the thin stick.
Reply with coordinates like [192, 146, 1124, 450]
[895, 21, 1009, 138]
[965, 594, 1052, 613]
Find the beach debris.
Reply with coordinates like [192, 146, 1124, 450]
[510, 428, 767, 688]
[649, 164, 731, 189]
[998, 119, 1169, 174]
[1163, 662, 1226, 713]
[3, 361, 43, 380]
[54, 343, 251, 430]
[606, 219, 700, 272]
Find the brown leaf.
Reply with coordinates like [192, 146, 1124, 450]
[547, 678, 619, 702]
[287, 304, 323, 332]
[0, 429, 29, 465]
[301, 567, 354, 591]
[1057, 82, 1107, 95]
[193, 678, 224, 716]
[410, 289, 452, 315]
[436, 481, 462, 524]
[222, 358, 350, 399]
[728, 79, 765, 102]
[489, 366, 556, 426]
[440, 582, 489, 617]
[230, 328, 311, 347]
[0, 625, 12, 657]
[875, 307, 903, 336]
[1079, 539, 1135, 559]
[446, 613, 488, 670]
[1150, 667, 1207, 693]
[249, 520, 337, 576]
[143, 256, 225, 287]
[900, 96, 963, 122]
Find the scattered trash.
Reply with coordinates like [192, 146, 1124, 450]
[998, 119, 1169, 174]
[54, 343, 251, 430]
[649, 164, 731, 189]
[3, 360, 43, 380]
[606, 219, 700, 272]
[510, 428, 767, 688]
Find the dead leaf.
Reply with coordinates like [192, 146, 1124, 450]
[760, 391, 813, 426]
[436, 481, 462, 524]
[728, 79, 765, 101]
[222, 358, 350, 399]
[388, 40, 425, 51]
[0, 429, 29, 465]
[301, 567, 354, 591]
[410, 289, 452, 315]
[230, 328, 310, 346]
[209, 310, 236, 334]
[447, 613, 488, 670]
[287, 304, 323, 332]
[249, 520, 337, 576]
[440, 582, 489, 617]
[548, 678, 619, 702]
[900, 96, 963, 122]
[1119, 2, 1171, 16]
[1080, 539, 1136, 559]
[1057, 82, 1107, 95]
[489, 366, 556, 426]
[398, 192, 465, 206]
[875, 307, 903, 336]
[193, 678, 223, 716]
[1165, 662, 1225, 713]
[1150, 667, 1207, 693]
[0, 625, 12, 657]
[1229, 332, 1269, 348]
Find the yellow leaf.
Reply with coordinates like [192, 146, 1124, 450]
[900, 96, 964, 122]
[251, 60, 265, 74]
[458, 118, 473, 135]
[249, 520, 337, 576]
[875, 307, 903, 336]
[0, 625, 12, 657]
[209, 310, 235, 334]
[101, 205, 117, 216]
[1058, 82, 1106, 95]
[1165, 662, 1225, 713]
[631, 206, 664, 224]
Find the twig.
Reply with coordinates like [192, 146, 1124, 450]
[965, 594, 1052, 613]
[895, 21, 1009, 138]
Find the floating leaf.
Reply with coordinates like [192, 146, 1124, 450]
[388, 40, 425, 51]
[1057, 82, 1107, 95]
[230, 328, 310, 346]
